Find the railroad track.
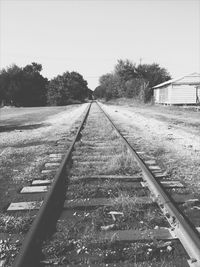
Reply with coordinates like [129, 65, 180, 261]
[3, 101, 200, 266]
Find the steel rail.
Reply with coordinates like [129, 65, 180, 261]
[13, 102, 92, 267]
[97, 101, 200, 267]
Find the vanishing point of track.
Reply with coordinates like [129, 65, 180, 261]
[10, 101, 200, 267]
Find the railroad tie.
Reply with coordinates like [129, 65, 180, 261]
[7, 201, 43, 211]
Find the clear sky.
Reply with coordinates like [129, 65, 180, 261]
[0, 0, 199, 90]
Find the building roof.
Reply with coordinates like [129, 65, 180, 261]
[152, 73, 200, 89]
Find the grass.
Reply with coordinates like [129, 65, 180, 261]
[0, 105, 77, 126]
[67, 180, 121, 199]
[106, 97, 200, 116]
[89, 194, 168, 231]
[72, 154, 112, 162]
[110, 193, 152, 212]
[80, 127, 119, 142]
[153, 147, 167, 157]
[0, 213, 34, 234]
[67, 180, 148, 199]
[0, 145, 49, 210]
[0, 106, 83, 210]
[42, 224, 74, 257]
[0, 238, 21, 267]
[46, 194, 168, 247]
[81, 114, 118, 140]
[71, 147, 142, 176]
[0, 105, 87, 263]
[104, 150, 141, 175]
[42, 221, 185, 266]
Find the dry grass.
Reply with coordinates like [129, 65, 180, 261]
[153, 147, 167, 157]
[110, 193, 151, 212]
[83, 191, 168, 232]
[0, 105, 85, 211]
[67, 180, 122, 199]
[0, 145, 50, 211]
[0, 105, 87, 265]
[82, 126, 119, 141]
[67, 179, 148, 199]
[72, 146, 141, 176]
[103, 101, 200, 198]
[104, 150, 141, 175]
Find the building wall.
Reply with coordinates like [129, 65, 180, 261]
[170, 84, 196, 104]
[154, 85, 170, 104]
[154, 88, 159, 103]
[197, 86, 200, 103]
[154, 84, 197, 104]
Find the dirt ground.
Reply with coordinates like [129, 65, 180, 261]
[101, 99, 200, 197]
[0, 104, 88, 211]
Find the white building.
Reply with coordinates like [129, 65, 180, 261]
[153, 73, 200, 105]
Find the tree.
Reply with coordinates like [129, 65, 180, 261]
[23, 62, 42, 74]
[136, 63, 171, 102]
[0, 63, 48, 106]
[125, 78, 147, 98]
[21, 63, 47, 106]
[98, 73, 120, 100]
[46, 71, 89, 105]
[0, 64, 23, 106]
[46, 76, 66, 106]
[63, 71, 88, 101]
[136, 63, 171, 88]
[115, 59, 137, 80]
[114, 59, 138, 96]
[96, 60, 171, 102]
[87, 88, 93, 100]
[93, 85, 106, 99]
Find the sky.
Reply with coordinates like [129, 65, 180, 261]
[0, 0, 199, 90]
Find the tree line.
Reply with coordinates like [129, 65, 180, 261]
[94, 59, 171, 102]
[0, 63, 91, 107]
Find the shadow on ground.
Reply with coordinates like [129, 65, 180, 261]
[0, 123, 49, 133]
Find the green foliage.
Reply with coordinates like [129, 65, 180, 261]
[46, 71, 89, 106]
[94, 59, 171, 103]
